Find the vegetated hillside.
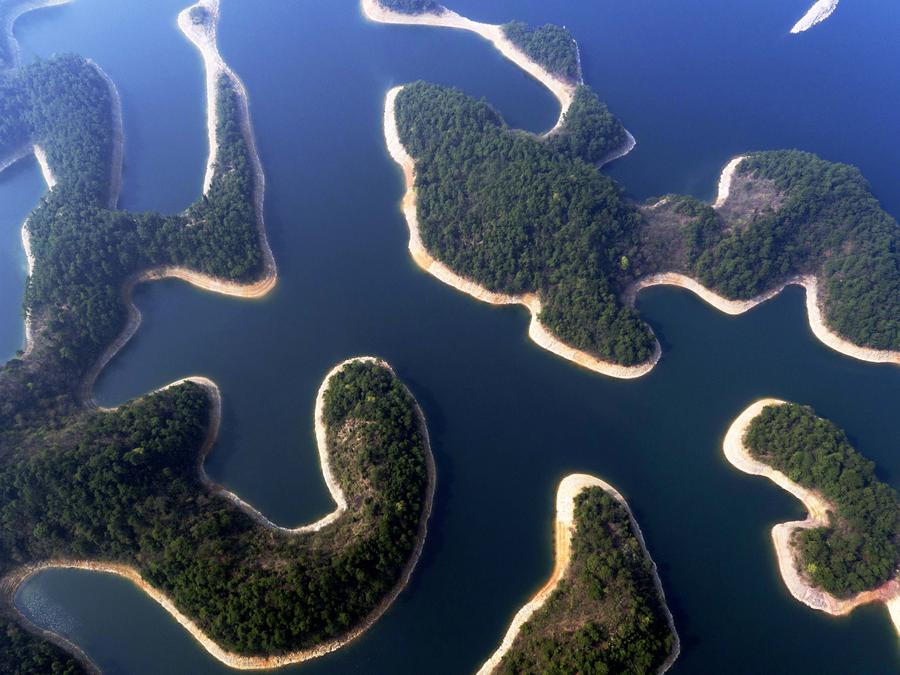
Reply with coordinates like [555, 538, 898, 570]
[377, 0, 442, 16]
[502, 21, 581, 83]
[396, 81, 900, 365]
[697, 152, 900, 350]
[498, 487, 675, 673]
[745, 403, 900, 597]
[0, 55, 262, 432]
[396, 81, 655, 366]
[0, 361, 432, 669]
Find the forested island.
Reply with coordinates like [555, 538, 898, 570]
[393, 79, 900, 369]
[1, 359, 435, 671]
[744, 403, 899, 598]
[480, 477, 678, 674]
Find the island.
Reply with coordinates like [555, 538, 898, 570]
[0, 1, 436, 670]
[375, 1, 900, 377]
[478, 474, 679, 674]
[724, 400, 900, 633]
[791, 0, 840, 34]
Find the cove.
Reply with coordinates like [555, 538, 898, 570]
[8, 0, 900, 672]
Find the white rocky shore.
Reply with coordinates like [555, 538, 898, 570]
[476, 473, 679, 674]
[9, 357, 437, 669]
[723, 400, 900, 636]
[791, 0, 839, 34]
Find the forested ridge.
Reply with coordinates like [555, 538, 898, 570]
[745, 404, 900, 597]
[396, 82, 655, 366]
[695, 152, 900, 350]
[502, 21, 581, 83]
[377, 0, 442, 15]
[0, 55, 262, 433]
[498, 487, 675, 673]
[396, 81, 900, 365]
[0, 361, 431, 669]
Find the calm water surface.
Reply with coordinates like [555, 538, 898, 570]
[4, 0, 899, 673]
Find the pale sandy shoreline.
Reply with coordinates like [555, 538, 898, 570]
[383, 85, 659, 379]
[383, 101, 900, 378]
[1, 0, 71, 70]
[362, 0, 575, 135]
[477, 473, 679, 674]
[790, 0, 839, 34]
[79, 0, 276, 403]
[723, 400, 900, 635]
[9, 357, 437, 669]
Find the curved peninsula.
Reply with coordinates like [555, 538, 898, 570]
[478, 474, 678, 674]
[0, 1, 431, 671]
[724, 400, 900, 634]
[0, 0, 274, 430]
[2, 358, 435, 671]
[382, 58, 900, 376]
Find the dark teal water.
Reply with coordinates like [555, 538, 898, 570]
[5, 0, 900, 673]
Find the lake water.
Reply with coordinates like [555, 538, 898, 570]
[4, 0, 900, 672]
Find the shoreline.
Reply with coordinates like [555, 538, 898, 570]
[790, 0, 839, 34]
[362, 0, 576, 135]
[1, 0, 71, 71]
[10, 357, 437, 669]
[624, 272, 900, 368]
[712, 155, 746, 208]
[476, 473, 679, 674]
[384, 85, 659, 379]
[381, 106, 900, 379]
[78, 0, 277, 404]
[89, 59, 124, 209]
[723, 400, 900, 635]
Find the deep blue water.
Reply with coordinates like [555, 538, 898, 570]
[2, 1, 899, 673]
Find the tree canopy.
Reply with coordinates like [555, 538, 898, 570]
[395, 82, 900, 366]
[502, 21, 581, 84]
[498, 487, 676, 673]
[745, 403, 900, 597]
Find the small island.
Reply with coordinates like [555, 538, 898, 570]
[478, 475, 679, 674]
[791, 0, 840, 34]
[378, 2, 900, 377]
[724, 400, 900, 633]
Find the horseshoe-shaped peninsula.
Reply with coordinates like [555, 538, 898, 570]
[0, 0, 434, 671]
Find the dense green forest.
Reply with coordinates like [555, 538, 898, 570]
[0, 55, 262, 432]
[396, 82, 900, 364]
[0, 622, 83, 675]
[377, 0, 442, 15]
[745, 404, 900, 596]
[0, 361, 431, 666]
[502, 21, 581, 83]
[692, 152, 900, 350]
[552, 85, 628, 164]
[396, 82, 655, 366]
[499, 487, 675, 673]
